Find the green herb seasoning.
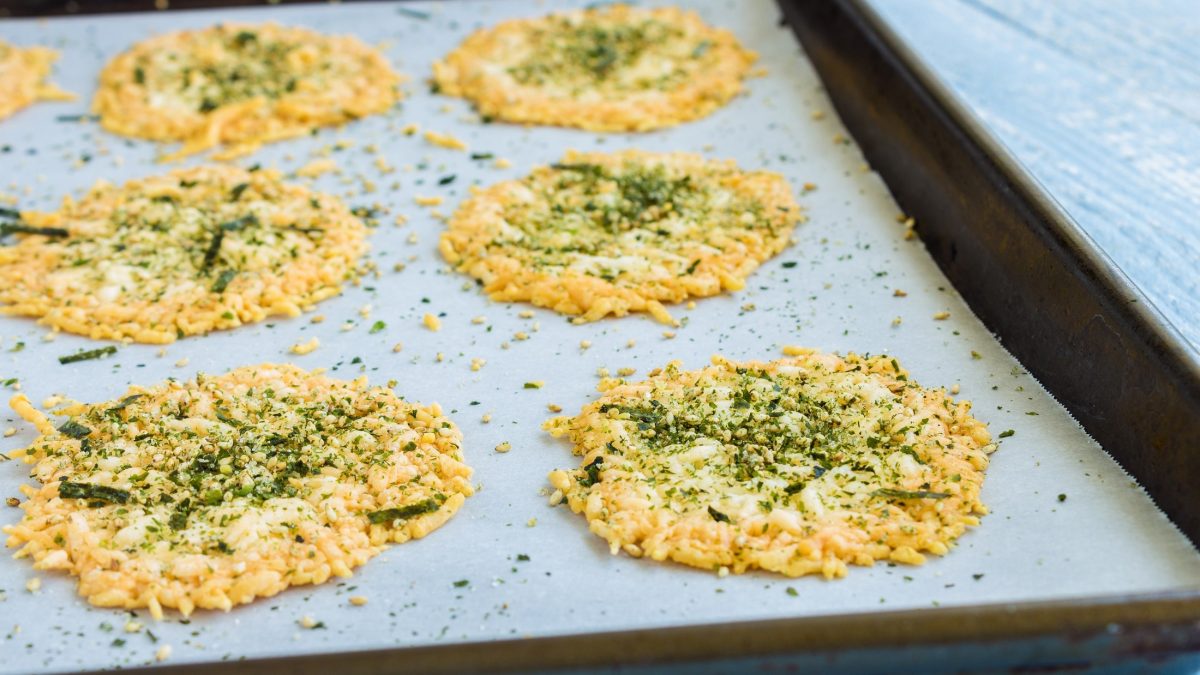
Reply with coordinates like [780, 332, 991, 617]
[59, 346, 117, 364]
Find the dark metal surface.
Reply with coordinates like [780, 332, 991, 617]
[103, 592, 1200, 674]
[0, 0, 319, 17]
[779, 0, 1200, 549]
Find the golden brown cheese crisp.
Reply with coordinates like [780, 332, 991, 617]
[0, 41, 74, 120]
[432, 4, 755, 131]
[93, 23, 402, 160]
[3, 364, 473, 617]
[546, 351, 995, 579]
[0, 165, 368, 343]
[440, 149, 801, 324]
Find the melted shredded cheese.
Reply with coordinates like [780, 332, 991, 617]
[0, 41, 74, 120]
[440, 149, 801, 323]
[3, 364, 473, 617]
[92, 23, 402, 160]
[433, 4, 755, 131]
[546, 351, 995, 578]
[0, 165, 368, 343]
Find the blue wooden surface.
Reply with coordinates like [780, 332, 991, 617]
[867, 0, 1200, 351]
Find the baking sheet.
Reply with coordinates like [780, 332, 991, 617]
[0, 0, 1198, 671]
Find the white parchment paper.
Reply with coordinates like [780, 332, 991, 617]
[0, 0, 1197, 671]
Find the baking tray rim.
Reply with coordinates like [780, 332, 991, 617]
[5, 0, 1198, 670]
[94, 589, 1200, 674]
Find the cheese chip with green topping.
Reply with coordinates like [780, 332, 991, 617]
[93, 23, 402, 160]
[440, 150, 801, 324]
[0, 40, 74, 120]
[547, 351, 995, 579]
[433, 4, 755, 131]
[0, 165, 368, 343]
[4, 364, 473, 617]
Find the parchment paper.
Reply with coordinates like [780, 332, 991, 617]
[0, 1, 1197, 671]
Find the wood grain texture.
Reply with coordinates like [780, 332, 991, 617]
[869, 0, 1200, 349]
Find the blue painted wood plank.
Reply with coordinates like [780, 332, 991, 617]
[868, 0, 1200, 350]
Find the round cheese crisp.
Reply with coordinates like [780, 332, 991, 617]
[440, 150, 801, 324]
[432, 4, 755, 131]
[546, 351, 995, 579]
[0, 41, 74, 120]
[3, 364, 474, 617]
[0, 165, 368, 343]
[93, 23, 402, 160]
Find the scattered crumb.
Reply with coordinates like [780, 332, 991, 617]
[349, 595, 368, 607]
[290, 337, 320, 355]
[526, 517, 537, 527]
[310, 314, 326, 324]
[616, 367, 636, 377]
[299, 615, 319, 629]
[471, 315, 487, 325]
[495, 441, 511, 454]
[518, 310, 534, 319]
[423, 313, 442, 331]
[296, 158, 338, 178]
[470, 357, 486, 371]
[25, 577, 40, 593]
[415, 195, 444, 206]
[424, 130, 467, 150]
[124, 620, 143, 634]
[392, 342, 404, 353]
[662, 331, 676, 339]
[933, 311, 950, 320]
[481, 413, 492, 424]
[950, 383, 961, 395]
[494, 157, 512, 169]
[579, 340, 592, 350]
[155, 645, 173, 663]
[524, 380, 544, 389]
[547, 403, 562, 413]
[3, 427, 14, 438]
[782, 345, 813, 356]
[893, 289, 908, 297]
[174, 357, 189, 367]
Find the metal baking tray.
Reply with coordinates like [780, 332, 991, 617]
[0, 0, 1197, 673]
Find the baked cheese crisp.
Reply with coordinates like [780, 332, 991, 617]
[432, 4, 755, 131]
[0, 165, 368, 343]
[546, 351, 995, 579]
[0, 41, 74, 120]
[440, 150, 801, 324]
[93, 23, 402, 160]
[3, 364, 473, 617]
